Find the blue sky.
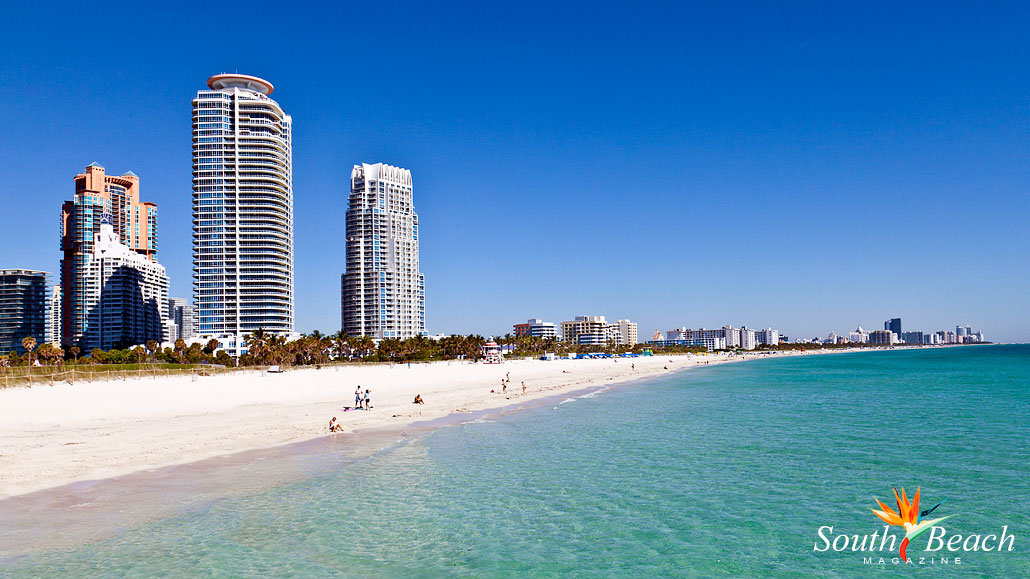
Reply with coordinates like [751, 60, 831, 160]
[1, 1, 1027, 342]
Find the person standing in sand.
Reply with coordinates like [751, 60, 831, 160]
[364, 388, 371, 410]
[355, 386, 363, 409]
[522, 381, 526, 394]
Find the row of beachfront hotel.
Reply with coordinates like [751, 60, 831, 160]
[511, 316, 986, 351]
[0, 74, 425, 356]
[512, 317, 781, 351]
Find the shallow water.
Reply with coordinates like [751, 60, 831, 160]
[3, 346, 1028, 577]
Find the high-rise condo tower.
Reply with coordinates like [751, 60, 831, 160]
[341, 163, 425, 339]
[192, 74, 294, 355]
[61, 163, 157, 347]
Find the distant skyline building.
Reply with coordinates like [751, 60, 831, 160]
[664, 325, 773, 350]
[615, 319, 639, 345]
[739, 326, 756, 350]
[723, 325, 740, 349]
[167, 297, 197, 342]
[561, 316, 637, 346]
[0, 269, 49, 354]
[514, 318, 557, 339]
[754, 327, 779, 346]
[341, 163, 425, 339]
[193, 74, 294, 355]
[901, 331, 924, 345]
[61, 163, 156, 347]
[82, 222, 168, 350]
[869, 329, 895, 345]
[885, 318, 902, 340]
[648, 337, 725, 351]
[47, 284, 61, 346]
[849, 326, 870, 343]
[561, 316, 611, 346]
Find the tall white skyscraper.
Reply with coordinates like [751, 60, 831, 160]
[192, 74, 294, 354]
[341, 163, 425, 339]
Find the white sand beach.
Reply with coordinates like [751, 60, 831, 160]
[0, 350, 836, 499]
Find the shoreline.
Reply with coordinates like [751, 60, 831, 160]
[0, 349, 841, 501]
[0, 347, 894, 557]
[0, 353, 688, 500]
[0, 345, 943, 503]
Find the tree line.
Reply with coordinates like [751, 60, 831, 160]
[15, 329, 865, 371]
[1, 336, 235, 369]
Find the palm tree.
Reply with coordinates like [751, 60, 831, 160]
[174, 339, 187, 363]
[463, 334, 485, 360]
[35, 343, 55, 366]
[330, 330, 348, 361]
[203, 339, 220, 356]
[245, 329, 269, 364]
[145, 340, 159, 364]
[355, 335, 374, 361]
[318, 337, 332, 364]
[22, 337, 37, 366]
[186, 342, 203, 363]
[22, 337, 37, 385]
[69, 346, 80, 364]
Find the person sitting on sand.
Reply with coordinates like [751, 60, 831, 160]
[414, 394, 424, 405]
[328, 417, 344, 432]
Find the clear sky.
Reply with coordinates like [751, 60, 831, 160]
[1, 1, 1027, 342]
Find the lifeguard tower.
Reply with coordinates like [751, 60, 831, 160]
[481, 340, 504, 364]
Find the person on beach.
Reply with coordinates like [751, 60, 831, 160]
[355, 387, 363, 409]
[522, 381, 526, 394]
[503, 381, 507, 395]
[364, 388, 371, 410]
[414, 394, 424, 405]
[328, 417, 344, 432]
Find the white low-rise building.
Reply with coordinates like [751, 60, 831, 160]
[664, 324, 776, 350]
[83, 222, 168, 351]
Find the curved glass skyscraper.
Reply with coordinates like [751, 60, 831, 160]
[192, 74, 294, 354]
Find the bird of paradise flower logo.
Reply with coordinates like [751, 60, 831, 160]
[872, 487, 953, 561]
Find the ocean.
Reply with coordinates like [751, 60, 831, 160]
[3, 345, 1028, 577]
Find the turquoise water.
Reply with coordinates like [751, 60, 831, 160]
[3, 346, 1028, 577]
